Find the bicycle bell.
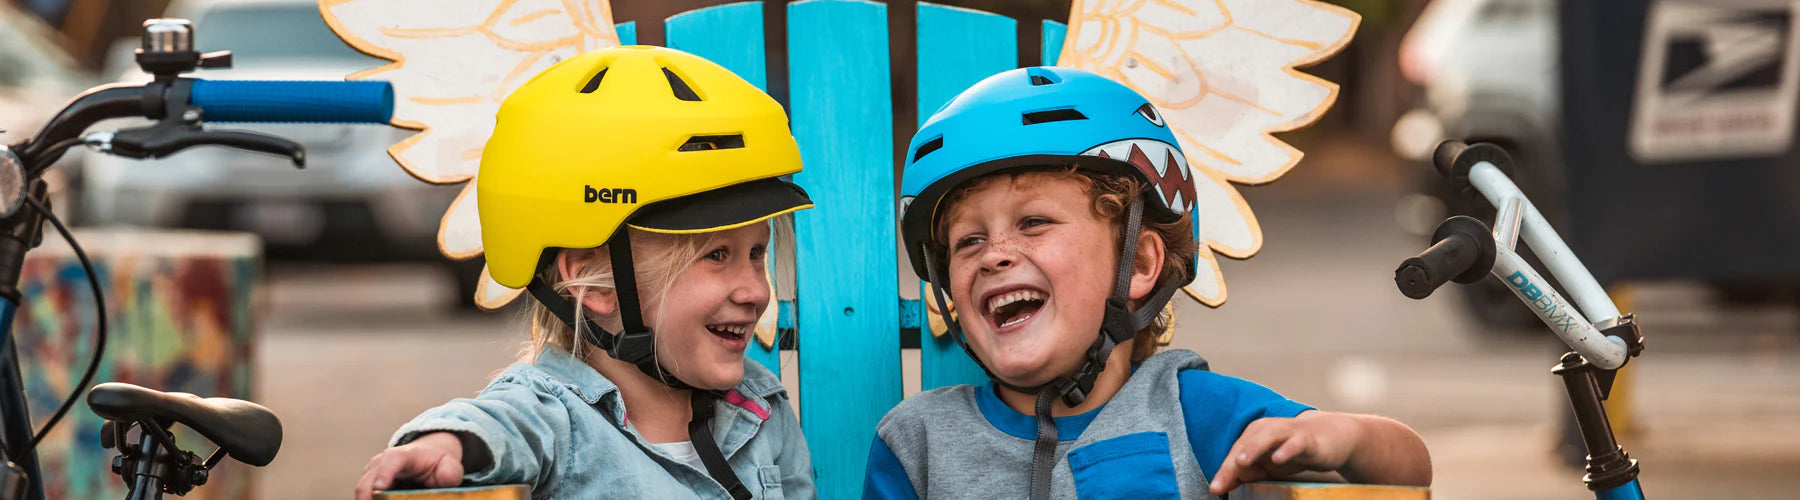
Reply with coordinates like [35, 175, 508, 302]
[0, 146, 26, 219]
[137, 19, 231, 77]
[141, 19, 193, 54]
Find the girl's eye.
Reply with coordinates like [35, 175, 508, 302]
[705, 248, 729, 262]
[749, 244, 767, 261]
[1021, 216, 1051, 229]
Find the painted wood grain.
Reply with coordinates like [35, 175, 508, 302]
[787, 1, 901, 497]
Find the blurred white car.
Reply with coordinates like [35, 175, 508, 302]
[82, 0, 459, 261]
[1391, 0, 1563, 329]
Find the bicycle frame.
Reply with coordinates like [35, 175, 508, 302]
[0, 300, 40, 500]
[1449, 157, 1645, 500]
[0, 179, 50, 500]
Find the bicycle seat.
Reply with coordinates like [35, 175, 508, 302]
[86, 382, 283, 467]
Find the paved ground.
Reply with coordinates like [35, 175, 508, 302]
[247, 159, 1800, 499]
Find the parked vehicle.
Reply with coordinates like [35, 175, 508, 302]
[82, 0, 459, 263]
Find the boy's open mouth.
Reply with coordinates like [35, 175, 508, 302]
[983, 287, 1047, 331]
[706, 323, 750, 342]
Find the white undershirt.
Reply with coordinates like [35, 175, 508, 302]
[650, 440, 707, 472]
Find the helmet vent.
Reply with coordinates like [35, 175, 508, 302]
[663, 67, 702, 101]
[1021, 108, 1087, 125]
[913, 136, 944, 161]
[579, 68, 609, 93]
[1025, 67, 1063, 85]
[678, 134, 744, 152]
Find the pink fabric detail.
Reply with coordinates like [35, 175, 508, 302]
[723, 390, 770, 420]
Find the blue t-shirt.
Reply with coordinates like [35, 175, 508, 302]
[863, 369, 1312, 499]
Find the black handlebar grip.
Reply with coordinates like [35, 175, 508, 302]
[1395, 216, 1498, 299]
[1432, 139, 1468, 178]
[1430, 140, 1516, 201]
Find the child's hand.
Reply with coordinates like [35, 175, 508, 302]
[1208, 412, 1355, 495]
[355, 432, 466, 500]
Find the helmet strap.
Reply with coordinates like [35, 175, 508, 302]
[525, 229, 693, 391]
[526, 232, 751, 499]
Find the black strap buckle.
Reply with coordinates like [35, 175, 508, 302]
[1100, 297, 1135, 343]
[610, 328, 657, 365]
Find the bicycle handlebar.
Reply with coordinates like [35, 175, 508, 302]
[189, 80, 392, 124]
[1396, 216, 1495, 299]
[1405, 140, 1634, 369]
[14, 78, 395, 171]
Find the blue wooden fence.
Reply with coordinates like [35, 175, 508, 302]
[628, 2, 1068, 496]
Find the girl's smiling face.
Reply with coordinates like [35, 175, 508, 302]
[645, 223, 772, 390]
[567, 223, 773, 391]
[939, 172, 1161, 387]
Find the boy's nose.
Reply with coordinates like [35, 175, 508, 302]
[979, 246, 1016, 272]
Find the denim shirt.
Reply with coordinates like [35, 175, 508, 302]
[391, 346, 815, 499]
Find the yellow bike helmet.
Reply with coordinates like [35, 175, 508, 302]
[478, 46, 811, 389]
[481, 45, 809, 288]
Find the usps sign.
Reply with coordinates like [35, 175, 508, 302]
[1631, 0, 1800, 162]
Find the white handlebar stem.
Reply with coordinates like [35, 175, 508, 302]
[1468, 161, 1629, 368]
[1490, 245, 1628, 368]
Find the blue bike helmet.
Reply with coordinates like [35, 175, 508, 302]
[899, 66, 1199, 282]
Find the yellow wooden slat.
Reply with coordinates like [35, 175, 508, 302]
[1233, 482, 1430, 500]
[372, 485, 530, 500]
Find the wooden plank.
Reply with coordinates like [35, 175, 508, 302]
[787, 1, 900, 497]
[1042, 20, 1067, 66]
[373, 485, 531, 500]
[667, 2, 768, 89]
[665, 1, 781, 374]
[616, 21, 638, 45]
[913, 2, 1015, 391]
[1234, 482, 1431, 500]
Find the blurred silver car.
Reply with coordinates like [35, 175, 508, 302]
[82, 0, 458, 260]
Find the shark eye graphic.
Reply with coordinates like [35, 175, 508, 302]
[1136, 103, 1165, 127]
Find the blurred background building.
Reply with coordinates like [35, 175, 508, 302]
[2, 0, 1796, 499]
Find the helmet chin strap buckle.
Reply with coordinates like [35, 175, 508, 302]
[1054, 376, 1091, 408]
[1101, 297, 1136, 343]
[610, 327, 657, 366]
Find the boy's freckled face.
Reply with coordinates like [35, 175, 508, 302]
[943, 173, 1118, 387]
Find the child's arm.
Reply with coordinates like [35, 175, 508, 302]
[355, 432, 467, 499]
[355, 375, 572, 498]
[862, 435, 920, 500]
[1208, 411, 1432, 495]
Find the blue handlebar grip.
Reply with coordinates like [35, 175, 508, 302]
[189, 80, 394, 124]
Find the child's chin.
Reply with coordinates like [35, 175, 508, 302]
[985, 358, 1060, 388]
[679, 365, 745, 391]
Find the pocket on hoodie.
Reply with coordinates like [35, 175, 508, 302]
[1067, 432, 1182, 499]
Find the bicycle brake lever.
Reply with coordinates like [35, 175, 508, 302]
[111, 126, 305, 167]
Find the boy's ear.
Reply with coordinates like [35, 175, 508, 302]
[556, 249, 620, 316]
[1128, 230, 1165, 302]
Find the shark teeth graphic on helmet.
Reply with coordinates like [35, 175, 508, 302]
[1080, 139, 1196, 215]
